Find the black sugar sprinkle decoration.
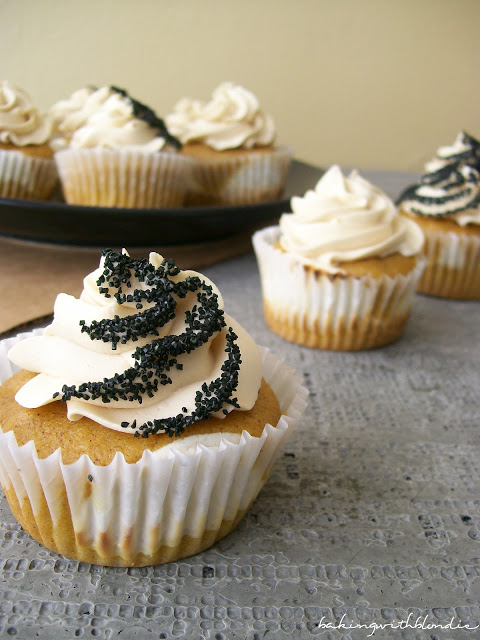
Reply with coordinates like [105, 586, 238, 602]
[109, 86, 182, 150]
[58, 250, 242, 438]
[396, 131, 480, 217]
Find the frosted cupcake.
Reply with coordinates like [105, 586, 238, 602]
[52, 86, 192, 208]
[397, 131, 480, 299]
[166, 81, 292, 205]
[253, 165, 425, 350]
[0, 249, 307, 566]
[0, 81, 58, 200]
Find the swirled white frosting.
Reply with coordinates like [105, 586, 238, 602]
[279, 165, 424, 273]
[0, 81, 52, 146]
[50, 87, 173, 152]
[49, 86, 114, 138]
[405, 173, 480, 226]
[424, 133, 473, 174]
[8, 252, 261, 434]
[165, 81, 276, 150]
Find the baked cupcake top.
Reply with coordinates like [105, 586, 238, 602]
[279, 165, 424, 274]
[0, 81, 52, 146]
[8, 250, 261, 438]
[165, 81, 276, 150]
[50, 85, 181, 152]
[396, 131, 480, 226]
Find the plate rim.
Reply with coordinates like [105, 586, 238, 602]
[0, 159, 323, 247]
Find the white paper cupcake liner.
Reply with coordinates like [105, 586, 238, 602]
[55, 148, 193, 208]
[253, 226, 425, 351]
[416, 228, 480, 299]
[0, 149, 58, 200]
[0, 329, 308, 566]
[186, 146, 293, 206]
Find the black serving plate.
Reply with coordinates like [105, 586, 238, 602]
[0, 159, 323, 247]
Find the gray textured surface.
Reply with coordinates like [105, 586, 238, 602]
[1, 170, 480, 639]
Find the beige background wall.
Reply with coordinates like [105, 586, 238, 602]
[1, 0, 478, 172]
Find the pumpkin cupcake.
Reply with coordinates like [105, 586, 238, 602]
[166, 81, 292, 205]
[396, 131, 480, 299]
[253, 165, 425, 351]
[0, 249, 307, 566]
[53, 86, 192, 208]
[0, 81, 58, 200]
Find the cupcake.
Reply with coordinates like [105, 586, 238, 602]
[0, 81, 58, 200]
[52, 86, 192, 208]
[253, 165, 425, 351]
[396, 131, 480, 299]
[165, 81, 293, 205]
[0, 249, 307, 566]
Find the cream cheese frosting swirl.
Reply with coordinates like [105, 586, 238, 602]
[396, 131, 480, 226]
[279, 165, 424, 274]
[50, 86, 180, 152]
[8, 250, 261, 437]
[0, 81, 52, 146]
[49, 86, 113, 138]
[165, 81, 276, 150]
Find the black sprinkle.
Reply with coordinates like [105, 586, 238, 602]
[202, 566, 215, 579]
[396, 131, 480, 216]
[109, 86, 182, 150]
[58, 250, 242, 438]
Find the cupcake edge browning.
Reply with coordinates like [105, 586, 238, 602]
[273, 240, 418, 280]
[0, 370, 281, 466]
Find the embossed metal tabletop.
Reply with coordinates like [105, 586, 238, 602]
[1, 171, 479, 639]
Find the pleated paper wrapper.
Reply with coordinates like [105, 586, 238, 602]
[253, 225, 425, 351]
[186, 146, 293, 206]
[0, 330, 308, 566]
[416, 227, 480, 300]
[0, 149, 58, 200]
[54, 148, 194, 208]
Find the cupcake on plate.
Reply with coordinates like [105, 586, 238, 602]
[253, 165, 425, 351]
[52, 86, 192, 208]
[0, 81, 58, 200]
[165, 81, 293, 205]
[0, 249, 307, 566]
[396, 131, 480, 299]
